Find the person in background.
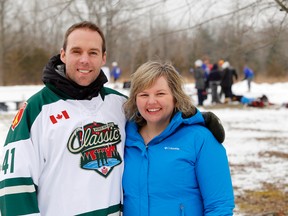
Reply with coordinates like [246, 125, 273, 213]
[221, 61, 238, 103]
[243, 65, 254, 92]
[193, 59, 207, 106]
[122, 61, 235, 216]
[202, 56, 212, 79]
[0, 21, 127, 216]
[207, 63, 222, 104]
[218, 59, 224, 68]
[111, 61, 122, 82]
[232, 94, 272, 107]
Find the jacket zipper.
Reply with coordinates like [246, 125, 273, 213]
[180, 204, 184, 216]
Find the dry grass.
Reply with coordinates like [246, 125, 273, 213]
[232, 147, 288, 215]
[254, 75, 288, 84]
[236, 183, 288, 216]
[259, 151, 288, 159]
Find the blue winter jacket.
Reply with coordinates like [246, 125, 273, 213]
[243, 66, 254, 79]
[123, 110, 234, 216]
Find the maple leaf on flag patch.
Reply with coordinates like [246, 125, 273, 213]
[50, 110, 70, 124]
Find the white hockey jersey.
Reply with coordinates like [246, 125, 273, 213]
[0, 85, 127, 216]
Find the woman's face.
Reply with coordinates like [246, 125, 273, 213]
[136, 76, 175, 127]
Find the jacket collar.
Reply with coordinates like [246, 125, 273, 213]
[125, 109, 205, 147]
[42, 54, 108, 100]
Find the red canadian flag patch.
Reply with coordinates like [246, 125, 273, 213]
[50, 110, 70, 124]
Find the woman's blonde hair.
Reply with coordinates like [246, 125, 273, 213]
[124, 61, 196, 126]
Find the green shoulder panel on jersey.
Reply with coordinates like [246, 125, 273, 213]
[4, 86, 69, 145]
[100, 87, 128, 100]
[0, 177, 39, 216]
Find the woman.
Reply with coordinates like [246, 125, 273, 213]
[123, 61, 234, 216]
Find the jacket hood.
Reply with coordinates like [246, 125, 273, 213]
[125, 109, 205, 147]
[42, 54, 108, 100]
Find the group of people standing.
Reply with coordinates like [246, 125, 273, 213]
[193, 58, 254, 106]
[0, 21, 235, 216]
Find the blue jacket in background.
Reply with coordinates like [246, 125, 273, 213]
[111, 66, 122, 80]
[123, 110, 235, 216]
[243, 66, 254, 79]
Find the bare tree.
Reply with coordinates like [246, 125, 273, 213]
[275, 0, 288, 13]
[1, 0, 288, 85]
[0, 0, 10, 85]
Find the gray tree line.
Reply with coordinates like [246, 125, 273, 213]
[0, 0, 287, 85]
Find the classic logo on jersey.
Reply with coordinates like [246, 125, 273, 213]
[11, 102, 27, 131]
[67, 122, 122, 177]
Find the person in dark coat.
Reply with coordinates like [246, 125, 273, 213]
[193, 59, 207, 106]
[220, 61, 238, 103]
[207, 63, 222, 104]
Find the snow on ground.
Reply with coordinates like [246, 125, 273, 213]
[0, 80, 288, 215]
[214, 108, 288, 190]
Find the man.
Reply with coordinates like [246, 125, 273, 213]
[0, 21, 127, 216]
[0, 21, 225, 216]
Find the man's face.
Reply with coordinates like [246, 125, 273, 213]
[60, 28, 106, 86]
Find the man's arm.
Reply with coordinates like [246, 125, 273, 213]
[0, 104, 40, 216]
